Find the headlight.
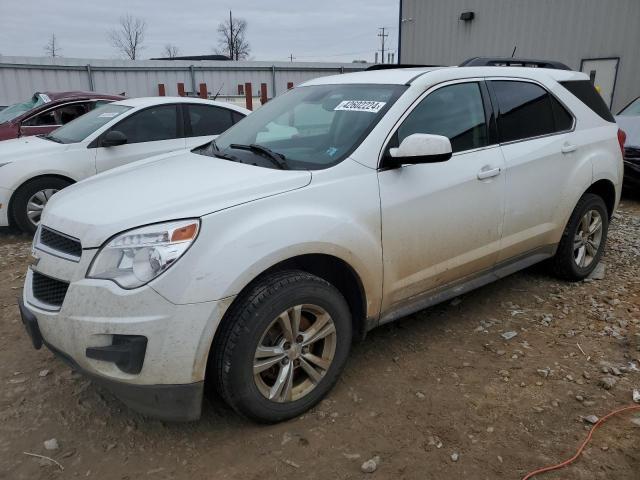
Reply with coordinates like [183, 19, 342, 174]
[87, 219, 200, 289]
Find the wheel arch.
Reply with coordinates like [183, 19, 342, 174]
[8, 174, 76, 225]
[584, 178, 616, 218]
[204, 253, 370, 391]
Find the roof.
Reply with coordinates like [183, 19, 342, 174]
[301, 65, 588, 88]
[42, 91, 125, 101]
[114, 96, 250, 113]
[301, 67, 445, 86]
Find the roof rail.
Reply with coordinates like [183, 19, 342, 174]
[365, 64, 441, 71]
[459, 57, 571, 70]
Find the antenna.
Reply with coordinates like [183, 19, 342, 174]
[213, 83, 224, 101]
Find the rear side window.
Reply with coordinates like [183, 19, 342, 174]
[491, 81, 562, 142]
[559, 80, 615, 122]
[187, 105, 236, 137]
[395, 82, 489, 153]
[550, 96, 574, 131]
[231, 111, 245, 124]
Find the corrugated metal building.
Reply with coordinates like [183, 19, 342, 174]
[0, 56, 367, 107]
[398, 0, 640, 112]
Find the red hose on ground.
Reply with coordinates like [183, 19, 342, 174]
[522, 404, 640, 480]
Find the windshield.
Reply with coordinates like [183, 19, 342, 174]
[619, 97, 640, 116]
[207, 84, 406, 169]
[46, 104, 131, 144]
[0, 93, 48, 123]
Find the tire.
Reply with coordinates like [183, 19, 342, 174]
[551, 193, 609, 281]
[212, 270, 352, 423]
[11, 177, 71, 234]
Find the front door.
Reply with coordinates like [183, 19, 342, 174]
[95, 104, 185, 173]
[378, 80, 505, 314]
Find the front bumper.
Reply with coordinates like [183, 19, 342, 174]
[19, 297, 203, 421]
[623, 160, 640, 189]
[0, 186, 12, 227]
[21, 246, 232, 421]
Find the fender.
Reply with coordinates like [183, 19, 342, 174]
[150, 162, 384, 321]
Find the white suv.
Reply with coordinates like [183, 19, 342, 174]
[19, 65, 624, 423]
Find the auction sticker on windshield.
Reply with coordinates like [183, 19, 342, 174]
[335, 100, 386, 113]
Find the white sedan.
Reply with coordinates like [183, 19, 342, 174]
[0, 97, 249, 233]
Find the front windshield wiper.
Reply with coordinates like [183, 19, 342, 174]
[229, 143, 288, 170]
[205, 140, 242, 162]
[38, 134, 64, 144]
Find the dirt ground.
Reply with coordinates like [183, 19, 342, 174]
[1, 196, 639, 480]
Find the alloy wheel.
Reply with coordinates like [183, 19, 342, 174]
[253, 304, 337, 403]
[573, 209, 603, 268]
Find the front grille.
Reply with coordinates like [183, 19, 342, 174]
[39, 227, 82, 258]
[32, 271, 69, 307]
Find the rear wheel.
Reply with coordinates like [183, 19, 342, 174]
[12, 177, 71, 234]
[212, 270, 352, 423]
[551, 193, 609, 281]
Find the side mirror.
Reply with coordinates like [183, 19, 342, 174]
[384, 134, 452, 168]
[101, 130, 127, 147]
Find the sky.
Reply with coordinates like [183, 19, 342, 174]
[0, 0, 399, 63]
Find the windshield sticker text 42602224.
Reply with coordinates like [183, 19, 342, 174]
[334, 100, 386, 113]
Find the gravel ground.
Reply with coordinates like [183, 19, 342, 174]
[0, 195, 639, 480]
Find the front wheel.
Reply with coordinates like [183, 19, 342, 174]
[551, 193, 609, 281]
[212, 270, 352, 423]
[11, 177, 71, 234]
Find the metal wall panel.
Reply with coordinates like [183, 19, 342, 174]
[399, 0, 640, 111]
[0, 56, 366, 107]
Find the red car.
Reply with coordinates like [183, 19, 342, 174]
[0, 91, 126, 141]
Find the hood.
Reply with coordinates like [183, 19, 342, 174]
[0, 135, 67, 160]
[42, 150, 312, 247]
[615, 116, 640, 148]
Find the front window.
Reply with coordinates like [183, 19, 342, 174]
[0, 93, 48, 123]
[393, 82, 489, 153]
[618, 97, 640, 116]
[44, 104, 131, 144]
[203, 84, 406, 170]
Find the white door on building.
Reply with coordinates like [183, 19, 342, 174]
[580, 58, 619, 108]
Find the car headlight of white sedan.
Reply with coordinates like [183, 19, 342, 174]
[87, 219, 200, 289]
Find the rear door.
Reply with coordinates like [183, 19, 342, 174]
[183, 104, 242, 148]
[95, 104, 185, 173]
[488, 79, 578, 263]
[378, 80, 506, 312]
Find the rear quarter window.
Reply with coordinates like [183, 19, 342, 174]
[559, 80, 615, 122]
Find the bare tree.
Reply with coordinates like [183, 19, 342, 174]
[215, 11, 250, 60]
[108, 14, 147, 60]
[162, 44, 180, 59]
[44, 33, 61, 57]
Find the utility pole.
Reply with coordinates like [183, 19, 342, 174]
[229, 10, 234, 60]
[289, 53, 295, 62]
[377, 27, 388, 64]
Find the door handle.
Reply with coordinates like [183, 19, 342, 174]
[561, 144, 577, 154]
[477, 167, 501, 180]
